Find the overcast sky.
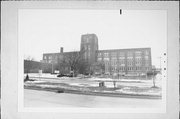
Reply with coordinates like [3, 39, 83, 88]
[19, 9, 167, 68]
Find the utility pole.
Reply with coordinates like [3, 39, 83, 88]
[157, 56, 162, 75]
[158, 57, 161, 70]
[51, 61, 53, 74]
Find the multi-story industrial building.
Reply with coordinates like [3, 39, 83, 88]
[42, 34, 152, 75]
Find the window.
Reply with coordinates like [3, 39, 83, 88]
[104, 53, 109, 57]
[98, 58, 102, 61]
[127, 56, 133, 59]
[44, 56, 47, 60]
[98, 53, 101, 56]
[84, 46, 87, 51]
[145, 50, 149, 55]
[120, 64, 125, 66]
[136, 57, 141, 60]
[145, 61, 149, 66]
[104, 57, 109, 61]
[88, 45, 90, 51]
[135, 61, 141, 66]
[119, 52, 125, 57]
[111, 52, 117, 57]
[84, 52, 87, 59]
[88, 52, 90, 57]
[135, 51, 142, 56]
[119, 56, 125, 60]
[105, 61, 109, 66]
[49, 56, 52, 60]
[83, 39, 87, 43]
[84, 37, 89, 43]
[145, 56, 149, 60]
[127, 59, 133, 66]
[127, 52, 133, 57]
[112, 57, 117, 60]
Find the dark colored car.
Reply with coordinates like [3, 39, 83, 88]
[57, 74, 73, 77]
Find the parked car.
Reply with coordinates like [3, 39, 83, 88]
[57, 73, 73, 77]
[57, 89, 64, 93]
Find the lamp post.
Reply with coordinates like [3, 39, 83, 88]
[152, 68, 155, 87]
[51, 60, 54, 74]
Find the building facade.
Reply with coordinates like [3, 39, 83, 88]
[42, 34, 152, 75]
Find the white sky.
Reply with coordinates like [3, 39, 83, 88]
[19, 9, 167, 68]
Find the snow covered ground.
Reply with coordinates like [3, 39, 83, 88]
[25, 73, 162, 96]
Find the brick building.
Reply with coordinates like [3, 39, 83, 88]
[42, 34, 152, 75]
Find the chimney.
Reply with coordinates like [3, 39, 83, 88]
[60, 47, 63, 53]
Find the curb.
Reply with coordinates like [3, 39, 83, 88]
[24, 86, 162, 100]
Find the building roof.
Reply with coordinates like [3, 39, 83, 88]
[43, 51, 80, 55]
[43, 47, 151, 55]
[97, 47, 151, 52]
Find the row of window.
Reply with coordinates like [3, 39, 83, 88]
[102, 61, 149, 66]
[84, 52, 91, 59]
[84, 45, 91, 51]
[82, 37, 90, 43]
[98, 57, 149, 62]
[105, 66, 150, 71]
[82, 37, 98, 44]
[44, 51, 150, 61]
[44, 59, 57, 64]
[98, 55, 149, 60]
[44, 55, 57, 60]
[98, 51, 149, 57]
[45, 55, 148, 61]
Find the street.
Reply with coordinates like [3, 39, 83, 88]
[24, 89, 163, 108]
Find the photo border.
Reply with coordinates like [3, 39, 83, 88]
[1, 1, 179, 119]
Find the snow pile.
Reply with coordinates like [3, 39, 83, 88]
[26, 80, 47, 83]
[115, 87, 161, 96]
[89, 77, 114, 81]
[24, 73, 58, 79]
[69, 83, 83, 86]
[69, 82, 99, 87]
[58, 77, 71, 80]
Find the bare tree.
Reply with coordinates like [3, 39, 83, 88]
[66, 52, 81, 73]
[78, 60, 90, 75]
[61, 48, 90, 76]
[58, 56, 67, 75]
[24, 56, 34, 81]
[93, 61, 105, 74]
[147, 67, 158, 88]
[64, 50, 85, 75]
[24, 56, 35, 74]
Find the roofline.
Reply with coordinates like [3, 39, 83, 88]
[98, 47, 151, 52]
[43, 47, 151, 55]
[43, 51, 80, 55]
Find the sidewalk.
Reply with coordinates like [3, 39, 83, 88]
[25, 85, 162, 99]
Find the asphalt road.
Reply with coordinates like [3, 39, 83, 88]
[24, 89, 163, 108]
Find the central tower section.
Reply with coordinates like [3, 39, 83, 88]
[80, 34, 99, 65]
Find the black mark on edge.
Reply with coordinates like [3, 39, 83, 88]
[120, 9, 122, 15]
